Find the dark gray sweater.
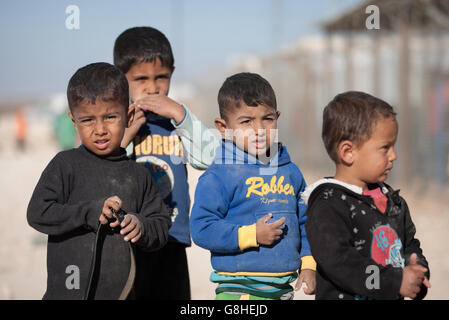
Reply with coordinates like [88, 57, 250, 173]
[27, 145, 171, 299]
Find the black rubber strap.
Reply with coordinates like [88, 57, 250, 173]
[84, 208, 135, 300]
[84, 222, 103, 300]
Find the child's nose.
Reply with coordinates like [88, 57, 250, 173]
[94, 120, 107, 135]
[255, 128, 266, 137]
[389, 148, 397, 161]
[253, 121, 266, 136]
[144, 81, 159, 95]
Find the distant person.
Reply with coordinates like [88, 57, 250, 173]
[14, 109, 26, 150]
[114, 26, 219, 300]
[27, 62, 171, 299]
[190, 72, 316, 300]
[304, 91, 431, 300]
[53, 111, 77, 150]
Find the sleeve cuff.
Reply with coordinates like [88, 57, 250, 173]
[85, 199, 105, 232]
[300, 255, 317, 271]
[125, 141, 134, 157]
[238, 223, 259, 251]
[132, 213, 148, 248]
[171, 104, 188, 127]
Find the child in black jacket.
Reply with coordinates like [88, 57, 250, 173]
[27, 63, 171, 299]
[304, 91, 430, 300]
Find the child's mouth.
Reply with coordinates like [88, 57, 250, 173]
[94, 139, 110, 150]
[253, 139, 266, 149]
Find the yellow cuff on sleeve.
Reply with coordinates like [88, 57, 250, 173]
[300, 255, 317, 271]
[238, 224, 259, 251]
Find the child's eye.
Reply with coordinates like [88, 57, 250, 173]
[240, 120, 250, 124]
[105, 115, 118, 121]
[156, 74, 170, 81]
[80, 118, 92, 123]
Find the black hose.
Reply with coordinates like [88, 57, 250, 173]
[84, 208, 135, 300]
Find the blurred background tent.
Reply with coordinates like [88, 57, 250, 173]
[230, 0, 449, 188]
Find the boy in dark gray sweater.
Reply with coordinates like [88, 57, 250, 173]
[27, 62, 171, 299]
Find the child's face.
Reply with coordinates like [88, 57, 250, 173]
[69, 99, 131, 156]
[352, 117, 398, 188]
[215, 102, 280, 158]
[125, 59, 173, 102]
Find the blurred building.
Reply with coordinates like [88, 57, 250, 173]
[229, 0, 449, 188]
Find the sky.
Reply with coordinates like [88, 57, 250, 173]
[0, 0, 363, 100]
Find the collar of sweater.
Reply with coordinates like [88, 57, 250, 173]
[301, 178, 389, 205]
[79, 144, 129, 165]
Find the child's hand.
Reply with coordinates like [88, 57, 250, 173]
[399, 253, 431, 299]
[134, 94, 185, 124]
[121, 106, 146, 148]
[100, 196, 122, 227]
[119, 214, 143, 243]
[125, 105, 147, 135]
[129, 105, 147, 129]
[256, 213, 285, 246]
[295, 269, 316, 295]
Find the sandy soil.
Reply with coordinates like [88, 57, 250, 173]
[0, 143, 447, 300]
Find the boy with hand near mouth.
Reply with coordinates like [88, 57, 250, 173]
[113, 26, 220, 300]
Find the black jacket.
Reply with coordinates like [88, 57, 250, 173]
[305, 180, 429, 300]
[27, 145, 171, 299]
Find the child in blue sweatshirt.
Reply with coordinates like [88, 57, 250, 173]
[114, 26, 219, 300]
[190, 72, 316, 300]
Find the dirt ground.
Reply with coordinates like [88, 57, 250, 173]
[0, 143, 447, 300]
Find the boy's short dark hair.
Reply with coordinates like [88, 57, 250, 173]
[113, 26, 174, 73]
[218, 72, 277, 120]
[322, 91, 397, 163]
[67, 62, 129, 112]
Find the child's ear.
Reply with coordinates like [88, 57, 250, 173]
[126, 105, 135, 128]
[68, 112, 77, 128]
[275, 111, 281, 119]
[337, 140, 355, 165]
[214, 118, 227, 136]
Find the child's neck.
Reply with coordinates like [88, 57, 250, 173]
[334, 166, 369, 191]
[84, 145, 123, 158]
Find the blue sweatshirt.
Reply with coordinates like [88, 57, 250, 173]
[132, 113, 190, 246]
[190, 140, 312, 275]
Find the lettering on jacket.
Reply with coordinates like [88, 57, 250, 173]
[245, 176, 295, 198]
[134, 134, 184, 157]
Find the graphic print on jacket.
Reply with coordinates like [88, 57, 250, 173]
[371, 224, 405, 268]
[133, 115, 191, 245]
